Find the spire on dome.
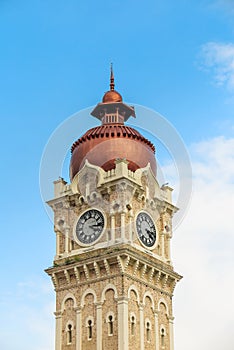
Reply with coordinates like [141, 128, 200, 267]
[101, 64, 122, 103]
[110, 63, 115, 91]
[91, 65, 136, 122]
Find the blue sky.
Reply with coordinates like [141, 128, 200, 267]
[1, 1, 234, 349]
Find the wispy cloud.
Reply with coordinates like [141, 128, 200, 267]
[214, 0, 234, 14]
[173, 135, 234, 350]
[200, 41, 234, 91]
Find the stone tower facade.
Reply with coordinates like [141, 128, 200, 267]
[45, 69, 182, 350]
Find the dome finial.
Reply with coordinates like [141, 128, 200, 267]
[110, 63, 115, 91]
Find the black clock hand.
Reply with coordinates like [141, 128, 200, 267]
[145, 228, 154, 240]
[88, 224, 102, 233]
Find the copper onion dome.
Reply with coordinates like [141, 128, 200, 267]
[69, 66, 156, 180]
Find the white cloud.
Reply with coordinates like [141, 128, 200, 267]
[214, 0, 234, 14]
[200, 41, 234, 91]
[172, 136, 234, 350]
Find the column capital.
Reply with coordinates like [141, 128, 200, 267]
[55, 228, 61, 235]
[64, 225, 70, 233]
[95, 301, 104, 308]
[54, 311, 62, 317]
[74, 306, 83, 313]
[116, 296, 129, 303]
[168, 315, 175, 322]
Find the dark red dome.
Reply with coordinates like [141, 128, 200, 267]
[70, 124, 156, 180]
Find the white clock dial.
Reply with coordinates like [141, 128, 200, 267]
[136, 211, 156, 248]
[75, 209, 105, 245]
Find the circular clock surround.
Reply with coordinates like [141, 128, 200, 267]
[74, 209, 105, 246]
[135, 211, 157, 249]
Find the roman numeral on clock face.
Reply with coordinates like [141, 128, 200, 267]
[75, 209, 105, 245]
[136, 212, 156, 248]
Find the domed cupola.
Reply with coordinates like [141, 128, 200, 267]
[69, 66, 156, 180]
[102, 67, 123, 103]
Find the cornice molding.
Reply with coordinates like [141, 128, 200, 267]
[46, 249, 182, 296]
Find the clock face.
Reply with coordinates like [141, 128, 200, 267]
[75, 209, 105, 245]
[136, 211, 157, 248]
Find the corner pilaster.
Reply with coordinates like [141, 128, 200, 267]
[117, 297, 129, 350]
[54, 311, 62, 350]
[95, 302, 103, 350]
[75, 307, 82, 350]
[154, 311, 160, 350]
[168, 316, 175, 350]
[139, 303, 144, 350]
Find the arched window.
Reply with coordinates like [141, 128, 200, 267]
[88, 319, 93, 340]
[161, 327, 165, 347]
[146, 321, 151, 342]
[67, 324, 72, 344]
[108, 315, 113, 335]
[65, 322, 74, 345]
[130, 315, 136, 336]
[106, 312, 115, 336]
[70, 239, 75, 251]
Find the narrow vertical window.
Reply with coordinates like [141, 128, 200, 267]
[67, 324, 72, 344]
[88, 320, 92, 339]
[146, 321, 151, 341]
[161, 328, 165, 347]
[108, 315, 113, 335]
[131, 316, 136, 336]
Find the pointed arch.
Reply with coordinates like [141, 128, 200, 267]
[81, 288, 97, 307]
[128, 285, 140, 304]
[143, 291, 155, 310]
[101, 283, 118, 302]
[158, 298, 169, 315]
[61, 292, 77, 312]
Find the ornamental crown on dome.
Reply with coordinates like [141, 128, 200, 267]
[69, 66, 156, 180]
[102, 64, 123, 103]
[91, 65, 135, 124]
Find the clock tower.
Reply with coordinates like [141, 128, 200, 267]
[46, 68, 182, 350]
